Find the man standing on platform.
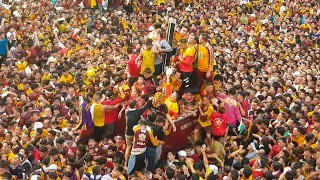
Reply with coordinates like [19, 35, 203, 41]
[154, 30, 173, 76]
[172, 39, 197, 92]
[197, 33, 216, 90]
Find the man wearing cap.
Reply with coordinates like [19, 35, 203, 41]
[177, 150, 187, 163]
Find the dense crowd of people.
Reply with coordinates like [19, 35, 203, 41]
[0, 0, 319, 179]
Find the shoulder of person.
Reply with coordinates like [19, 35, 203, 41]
[146, 126, 153, 132]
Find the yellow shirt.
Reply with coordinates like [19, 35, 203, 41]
[92, 103, 105, 127]
[6, 152, 15, 162]
[173, 32, 188, 47]
[58, 119, 68, 128]
[292, 135, 305, 147]
[16, 61, 28, 72]
[30, 129, 49, 138]
[198, 105, 214, 127]
[121, 18, 129, 30]
[165, 98, 179, 120]
[197, 44, 210, 72]
[157, 0, 166, 5]
[80, 18, 89, 25]
[17, 83, 24, 91]
[90, 0, 97, 8]
[58, 24, 67, 33]
[59, 74, 74, 84]
[26, 89, 32, 96]
[42, 73, 51, 81]
[43, 39, 52, 46]
[140, 49, 155, 74]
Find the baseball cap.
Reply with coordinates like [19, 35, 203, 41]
[178, 150, 187, 157]
[48, 164, 57, 171]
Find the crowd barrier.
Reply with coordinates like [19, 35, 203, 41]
[114, 114, 198, 153]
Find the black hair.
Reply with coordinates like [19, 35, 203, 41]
[194, 162, 204, 171]
[129, 100, 137, 109]
[147, 111, 157, 122]
[243, 165, 252, 179]
[166, 167, 175, 179]
[229, 170, 239, 180]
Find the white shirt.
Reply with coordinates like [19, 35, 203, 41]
[6, 31, 16, 40]
[279, 5, 286, 16]
[47, 56, 56, 65]
[25, 65, 38, 75]
[239, 0, 248, 5]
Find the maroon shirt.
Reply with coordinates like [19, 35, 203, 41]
[26, 48, 39, 62]
[240, 100, 251, 118]
[28, 92, 40, 101]
[133, 128, 149, 149]
[19, 113, 31, 126]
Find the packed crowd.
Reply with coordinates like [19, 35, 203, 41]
[0, 0, 319, 179]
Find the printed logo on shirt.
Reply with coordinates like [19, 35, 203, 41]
[213, 118, 223, 127]
[198, 51, 203, 59]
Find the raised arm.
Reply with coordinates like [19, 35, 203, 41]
[201, 145, 209, 169]
[102, 104, 120, 111]
[137, 100, 151, 116]
[227, 145, 244, 159]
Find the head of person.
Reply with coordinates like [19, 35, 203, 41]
[145, 38, 153, 50]
[199, 33, 209, 44]
[111, 166, 124, 178]
[179, 26, 189, 37]
[178, 39, 188, 49]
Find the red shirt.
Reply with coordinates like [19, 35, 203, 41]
[210, 112, 228, 136]
[306, 125, 313, 134]
[96, 0, 102, 5]
[252, 169, 264, 178]
[124, 96, 143, 109]
[175, 56, 193, 72]
[128, 55, 141, 78]
[5, 105, 14, 116]
[33, 149, 41, 161]
[268, 145, 281, 159]
[63, 145, 77, 158]
[102, 98, 122, 124]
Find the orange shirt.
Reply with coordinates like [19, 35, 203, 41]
[197, 44, 210, 72]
